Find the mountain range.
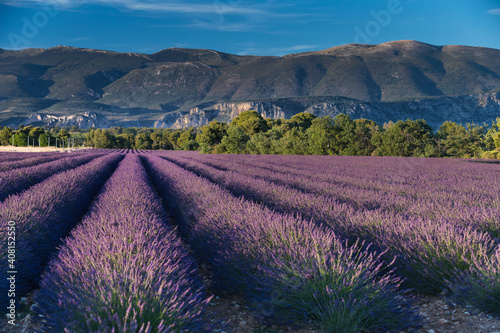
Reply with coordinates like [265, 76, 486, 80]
[1, 40, 499, 129]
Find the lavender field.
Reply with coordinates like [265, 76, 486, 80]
[1, 150, 499, 332]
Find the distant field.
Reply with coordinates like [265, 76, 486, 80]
[0, 150, 499, 332]
[0, 146, 91, 152]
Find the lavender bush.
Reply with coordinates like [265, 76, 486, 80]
[0, 153, 123, 305]
[0, 152, 107, 201]
[0, 154, 67, 172]
[36, 154, 210, 332]
[157, 152, 497, 295]
[0, 152, 58, 163]
[449, 246, 500, 316]
[143, 154, 420, 332]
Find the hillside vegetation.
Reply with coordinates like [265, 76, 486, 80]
[1, 41, 500, 127]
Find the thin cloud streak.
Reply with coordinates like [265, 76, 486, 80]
[237, 44, 317, 56]
[1, 0, 268, 16]
[488, 8, 500, 15]
[152, 21, 266, 33]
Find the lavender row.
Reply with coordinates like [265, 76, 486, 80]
[0, 153, 123, 304]
[186, 154, 500, 236]
[186, 153, 405, 211]
[0, 154, 69, 172]
[198, 153, 498, 202]
[142, 154, 419, 332]
[0, 151, 59, 163]
[449, 247, 500, 316]
[0, 152, 108, 202]
[198, 153, 500, 314]
[197, 153, 500, 207]
[36, 154, 210, 332]
[158, 153, 497, 295]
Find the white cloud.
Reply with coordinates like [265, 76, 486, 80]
[238, 44, 317, 56]
[488, 8, 500, 15]
[71, 37, 90, 41]
[1, 0, 267, 16]
[153, 20, 264, 32]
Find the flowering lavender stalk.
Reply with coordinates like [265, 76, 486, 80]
[37, 154, 210, 332]
[0, 152, 107, 202]
[0, 153, 123, 305]
[142, 154, 420, 332]
[449, 246, 500, 316]
[157, 153, 497, 295]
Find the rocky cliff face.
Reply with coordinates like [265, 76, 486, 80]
[6, 112, 110, 128]
[212, 102, 287, 120]
[308, 91, 500, 128]
[154, 102, 286, 129]
[154, 107, 213, 129]
[154, 92, 500, 130]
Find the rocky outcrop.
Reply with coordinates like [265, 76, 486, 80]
[212, 102, 286, 120]
[304, 92, 500, 128]
[17, 112, 110, 128]
[154, 92, 500, 129]
[154, 102, 286, 129]
[154, 107, 214, 129]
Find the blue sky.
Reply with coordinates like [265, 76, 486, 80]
[1, 0, 499, 56]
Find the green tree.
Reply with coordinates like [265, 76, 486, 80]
[464, 123, 488, 158]
[218, 126, 249, 154]
[158, 131, 174, 150]
[230, 110, 269, 135]
[437, 121, 469, 157]
[150, 132, 162, 150]
[484, 117, 500, 150]
[196, 121, 228, 153]
[166, 131, 182, 150]
[350, 119, 380, 156]
[438, 121, 488, 158]
[134, 133, 153, 150]
[276, 127, 309, 155]
[0, 127, 13, 145]
[39, 133, 49, 147]
[332, 113, 356, 155]
[306, 116, 335, 155]
[28, 127, 45, 146]
[28, 127, 45, 138]
[373, 119, 435, 157]
[49, 126, 61, 138]
[85, 129, 95, 147]
[115, 134, 133, 149]
[290, 112, 317, 130]
[177, 128, 199, 151]
[58, 129, 70, 146]
[494, 132, 500, 149]
[13, 131, 28, 147]
[18, 125, 33, 135]
[93, 129, 114, 148]
[246, 133, 273, 155]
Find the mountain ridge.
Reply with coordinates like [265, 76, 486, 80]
[1, 40, 500, 128]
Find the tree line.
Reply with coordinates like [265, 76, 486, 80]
[0, 126, 74, 148]
[1, 112, 499, 159]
